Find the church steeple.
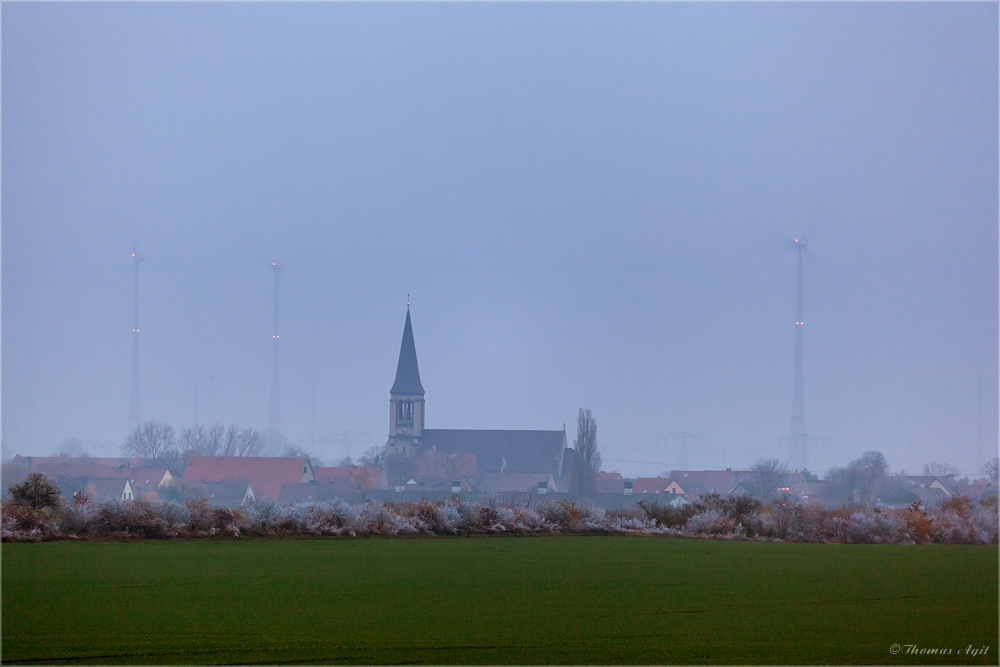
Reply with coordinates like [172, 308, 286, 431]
[387, 307, 425, 455]
[390, 309, 424, 395]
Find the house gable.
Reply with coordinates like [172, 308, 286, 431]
[183, 456, 313, 501]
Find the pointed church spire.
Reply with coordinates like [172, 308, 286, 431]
[391, 309, 424, 395]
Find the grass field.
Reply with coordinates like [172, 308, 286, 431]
[2, 536, 997, 664]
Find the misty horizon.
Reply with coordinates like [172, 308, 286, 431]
[3, 3, 997, 478]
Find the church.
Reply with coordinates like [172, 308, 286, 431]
[386, 308, 568, 477]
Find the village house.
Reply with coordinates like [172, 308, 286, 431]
[84, 477, 135, 501]
[312, 466, 388, 491]
[182, 456, 314, 502]
[478, 472, 561, 494]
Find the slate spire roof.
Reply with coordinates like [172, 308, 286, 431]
[391, 309, 424, 395]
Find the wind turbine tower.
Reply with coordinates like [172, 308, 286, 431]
[269, 263, 282, 433]
[128, 252, 143, 434]
[789, 239, 807, 470]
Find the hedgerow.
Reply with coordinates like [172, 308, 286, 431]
[2, 481, 996, 544]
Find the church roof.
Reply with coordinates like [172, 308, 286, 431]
[390, 310, 424, 395]
[421, 429, 567, 475]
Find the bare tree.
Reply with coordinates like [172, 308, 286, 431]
[179, 425, 206, 453]
[281, 444, 324, 467]
[235, 427, 264, 457]
[362, 445, 385, 467]
[8, 472, 61, 509]
[822, 451, 890, 504]
[825, 464, 865, 503]
[744, 458, 789, 502]
[161, 448, 185, 477]
[52, 438, 89, 458]
[202, 423, 226, 455]
[573, 408, 601, 494]
[424, 450, 476, 480]
[213, 424, 265, 457]
[857, 451, 889, 481]
[262, 429, 291, 456]
[923, 462, 959, 478]
[383, 452, 419, 485]
[122, 420, 176, 459]
[982, 457, 999, 482]
[178, 423, 228, 456]
[219, 424, 240, 456]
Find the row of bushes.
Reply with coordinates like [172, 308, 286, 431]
[636, 492, 998, 544]
[2, 492, 646, 541]
[3, 487, 997, 544]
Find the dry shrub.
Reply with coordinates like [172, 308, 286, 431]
[899, 501, 936, 544]
[185, 497, 212, 533]
[210, 508, 236, 531]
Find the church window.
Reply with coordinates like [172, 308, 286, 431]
[405, 400, 414, 421]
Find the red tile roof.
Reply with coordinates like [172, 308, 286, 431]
[31, 463, 171, 488]
[14, 455, 163, 469]
[632, 477, 672, 494]
[182, 456, 314, 501]
[84, 478, 131, 500]
[312, 466, 383, 491]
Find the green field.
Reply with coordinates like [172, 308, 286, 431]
[2, 536, 996, 664]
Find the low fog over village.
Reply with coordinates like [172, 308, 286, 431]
[4, 292, 998, 510]
[2, 4, 997, 509]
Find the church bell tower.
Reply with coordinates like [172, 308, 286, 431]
[387, 305, 425, 456]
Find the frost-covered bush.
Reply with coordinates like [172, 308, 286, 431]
[971, 497, 999, 544]
[303, 500, 363, 535]
[236, 500, 309, 535]
[685, 509, 736, 535]
[830, 508, 905, 544]
[1, 501, 63, 540]
[758, 495, 818, 541]
[603, 506, 657, 532]
[925, 495, 996, 545]
[394, 500, 452, 534]
[3, 490, 997, 544]
[357, 500, 420, 535]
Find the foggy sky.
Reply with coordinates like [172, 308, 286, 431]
[3, 3, 997, 477]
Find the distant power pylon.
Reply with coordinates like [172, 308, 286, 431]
[269, 263, 281, 433]
[128, 252, 143, 435]
[656, 432, 711, 470]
